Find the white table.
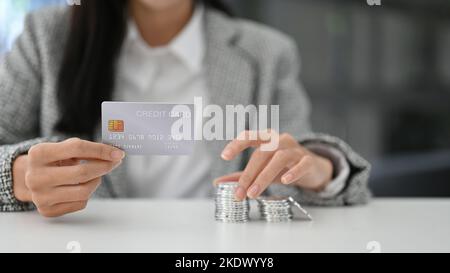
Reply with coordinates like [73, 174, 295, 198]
[1, 198, 449, 253]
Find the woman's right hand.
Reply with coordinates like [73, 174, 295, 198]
[12, 138, 125, 218]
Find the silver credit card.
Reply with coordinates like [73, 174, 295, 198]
[102, 102, 194, 155]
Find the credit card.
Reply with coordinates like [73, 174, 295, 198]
[102, 102, 194, 155]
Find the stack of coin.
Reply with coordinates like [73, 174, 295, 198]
[215, 182, 250, 223]
[257, 196, 294, 222]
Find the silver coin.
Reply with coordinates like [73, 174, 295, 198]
[215, 182, 250, 223]
[257, 196, 294, 222]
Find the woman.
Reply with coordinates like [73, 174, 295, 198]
[0, 0, 370, 217]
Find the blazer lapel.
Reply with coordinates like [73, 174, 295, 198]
[203, 10, 256, 183]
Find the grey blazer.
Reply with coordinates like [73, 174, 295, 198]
[0, 6, 371, 212]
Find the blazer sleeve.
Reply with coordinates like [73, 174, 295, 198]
[0, 14, 56, 212]
[267, 39, 372, 206]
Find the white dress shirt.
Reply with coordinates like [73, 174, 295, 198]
[114, 5, 349, 199]
[114, 6, 212, 198]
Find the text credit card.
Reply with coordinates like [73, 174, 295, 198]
[102, 102, 194, 155]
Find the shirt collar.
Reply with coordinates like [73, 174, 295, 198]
[126, 5, 205, 73]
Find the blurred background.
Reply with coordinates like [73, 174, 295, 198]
[1, 0, 449, 197]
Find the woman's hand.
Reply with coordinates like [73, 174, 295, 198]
[12, 138, 125, 217]
[215, 131, 334, 201]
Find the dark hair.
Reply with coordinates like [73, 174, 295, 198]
[56, 0, 231, 138]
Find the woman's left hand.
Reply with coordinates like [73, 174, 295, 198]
[215, 131, 334, 201]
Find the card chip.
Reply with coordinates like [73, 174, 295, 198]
[108, 120, 124, 132]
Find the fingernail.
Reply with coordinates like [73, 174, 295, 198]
[221, 149, 232, 160]
[111, 150, 125, 160]
[235, 186, 246, 201]
[282, 174, 294, 184]
[247, 185, 260, 199]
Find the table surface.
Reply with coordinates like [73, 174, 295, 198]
[1, 198, 449, 253]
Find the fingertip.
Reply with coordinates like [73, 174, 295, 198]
[111, 150, 125, 161]
[221, 149, 233, 161]
[234, 186, 246, 201]
[259, 130, 272, 142]
[247, 184, 260, 199]
[281, 174, 294, 184]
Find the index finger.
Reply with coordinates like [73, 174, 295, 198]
[31, 138, 125, 164]
[221, 131, 275, 161]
